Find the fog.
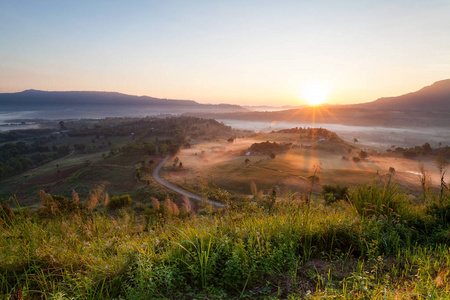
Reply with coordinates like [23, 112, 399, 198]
[0, 106, 181, 131]
[165, 134, 444, 196]
[1, 109, 449, 152]
[218, 119, 450, 149]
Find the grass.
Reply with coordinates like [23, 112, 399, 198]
[2, 181, 450, 299]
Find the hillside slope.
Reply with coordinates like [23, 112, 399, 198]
[357, 79, 450, 112]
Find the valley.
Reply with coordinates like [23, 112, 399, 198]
[1, 83, 450, 299]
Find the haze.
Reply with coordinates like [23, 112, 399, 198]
[1, 1, 449, 106]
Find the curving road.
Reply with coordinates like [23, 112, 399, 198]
[152, 155, 226, 208]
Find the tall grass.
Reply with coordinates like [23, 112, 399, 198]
[349, 179, 408, 219]
[1, 183, 450, 298]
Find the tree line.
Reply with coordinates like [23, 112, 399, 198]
[0, 142, 70, 180]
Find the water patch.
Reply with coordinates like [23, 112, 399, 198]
[406, 171, 422, 176]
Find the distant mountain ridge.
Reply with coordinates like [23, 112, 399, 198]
[185, 79, 450, 127]
[0, 89, 245, 111]
[355, 79, 450, 111]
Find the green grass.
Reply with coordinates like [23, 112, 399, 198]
[2, 182, 450, 299]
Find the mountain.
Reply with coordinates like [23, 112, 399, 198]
[356, 79, 450, 112]
[0, 89, 245, 112]
[186, 80, 450, 128]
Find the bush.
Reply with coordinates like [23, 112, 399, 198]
[38, 191, 85, 216]
[352, 156, 361, 162]
[51, 195, 84, 213]
[322, 184, 349, 204]
[108, 194, 132, 209]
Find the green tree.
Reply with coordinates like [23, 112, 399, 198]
[143, 142, 157, 155]
[158, 144, 168, 155]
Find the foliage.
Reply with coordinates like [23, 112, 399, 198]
[38, 190, 85, 217]
[322, 184, 349, 204]
[248, 141, 291, 155]
[275, 127, 342, 142]
[392, 142, 450, 159]
[358, 150, 368, 160]
[108, 194, 132, 209]
[0, 142, 70, 180]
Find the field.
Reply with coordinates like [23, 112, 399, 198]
[163, 130, 443, 197]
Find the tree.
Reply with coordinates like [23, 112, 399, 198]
[422, 143, 432, 155]
[158, 144, 168, 155]
[143, 142, 157, 155]
[353, 138, 358, 143]
[59, 121, 67, 131]
[270, 153, 276, 159]
[435, 156, 448, 175]
[358, 150, 368, 160]
[173, 157, 179, 169]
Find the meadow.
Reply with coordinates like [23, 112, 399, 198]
[2, 179, 450, 299]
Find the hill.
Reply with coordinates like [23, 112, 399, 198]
[356, 79, 450, 112]
[0, 89, 246, 113]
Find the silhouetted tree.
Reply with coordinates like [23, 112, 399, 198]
[59, 121, 67, 131]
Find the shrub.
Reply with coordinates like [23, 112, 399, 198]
[108, 194, 132, 209]
[352, 156, 361, 162]
[322, 184, 349, 204]
[38, 190, 85, 216]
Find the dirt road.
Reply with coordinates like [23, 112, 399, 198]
[152, 156, 226, 208]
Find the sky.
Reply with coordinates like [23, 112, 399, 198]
[0, 0, 449, 106]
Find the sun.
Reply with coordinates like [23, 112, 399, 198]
[300, 81, 330, 106]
